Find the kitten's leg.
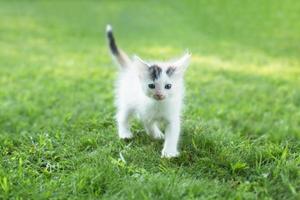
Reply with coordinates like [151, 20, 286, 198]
[117, 108, 133, 139]
[144, 122, 164, 140]
[161, 117, 180, 158]
[152, 123, 164, 139]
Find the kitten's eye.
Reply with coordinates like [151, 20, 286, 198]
[148, 83, 155, 89]
[165, 84, 172, 89]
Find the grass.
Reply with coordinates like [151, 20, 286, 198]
[0, 0, 300, 199]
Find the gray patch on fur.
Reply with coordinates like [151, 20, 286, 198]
[166, 67, 176, 76]
[148, 65, 162, 81]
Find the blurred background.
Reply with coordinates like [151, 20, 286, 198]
[1, 0, 299, 139]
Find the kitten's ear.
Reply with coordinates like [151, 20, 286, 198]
[172, 52, 191, 75]
[133, 55, 149, 73]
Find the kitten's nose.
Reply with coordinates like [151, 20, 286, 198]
[154, 93, 165, 100]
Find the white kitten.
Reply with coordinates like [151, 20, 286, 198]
[106, 25, 191, 158]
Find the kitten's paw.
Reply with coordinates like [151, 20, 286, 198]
[153, 131, 164, 140]
[119, 131, 133, 139]
[161, 149, 179, 158]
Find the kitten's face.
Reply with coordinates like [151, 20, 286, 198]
[134, 53, 191, 101]
[141, 65, 177, 100]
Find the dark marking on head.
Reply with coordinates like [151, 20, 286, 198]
[148, 65, 162, 81]
[166, 67, 176, 76]
[107, 30, 119, 55]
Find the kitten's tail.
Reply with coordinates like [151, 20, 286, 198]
[106, 24, 131, 68]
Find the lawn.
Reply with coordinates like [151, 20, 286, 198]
[0, 0, 300, 199]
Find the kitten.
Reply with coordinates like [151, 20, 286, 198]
[106, 25, 191, 158]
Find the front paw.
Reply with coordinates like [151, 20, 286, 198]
[119, 131, 133, 139]
[161, 148, 179, 158]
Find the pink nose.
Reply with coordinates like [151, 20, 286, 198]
[154, 94, 164, 100]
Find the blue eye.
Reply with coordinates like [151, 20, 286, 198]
[148, 83, 155, 89]
[165, 84, 172, 89]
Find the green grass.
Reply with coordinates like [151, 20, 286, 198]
[0, 0, 300, 199]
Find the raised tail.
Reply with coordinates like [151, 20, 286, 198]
[106, 25, 131, 68]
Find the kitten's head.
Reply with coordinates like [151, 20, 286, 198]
[133, 53, 191, 101]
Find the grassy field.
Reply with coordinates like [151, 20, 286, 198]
[0, 0, 300, 199]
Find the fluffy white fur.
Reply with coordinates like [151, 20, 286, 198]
[106, 25, 191, 158]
